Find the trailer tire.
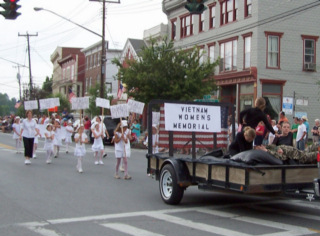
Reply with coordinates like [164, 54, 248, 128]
[159, 164, 184, 205]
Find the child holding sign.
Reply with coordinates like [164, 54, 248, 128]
[53, 119, 62, 158]
[44, 124, 55, 164]
[114, 120, 132, 180]
[65, 120, 74, 154]
[91, 122, 105, 165]
[74, 124, 88, 173]
[12, 116, 22, 154]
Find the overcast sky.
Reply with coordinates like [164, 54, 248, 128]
[0, 0, 167, 100]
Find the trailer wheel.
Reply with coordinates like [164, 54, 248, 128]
[159, 164, 184, 205]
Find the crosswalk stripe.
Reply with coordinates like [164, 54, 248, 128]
[146, 212, 251, 236]
[196, 208, 313, 233]
[101, 223, 165, 236]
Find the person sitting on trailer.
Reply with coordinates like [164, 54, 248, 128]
[239, 97, 275, 136]
[272, 121, 293, 146]
[228, 126, 256, 156]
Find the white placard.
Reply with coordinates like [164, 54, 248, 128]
[164, 103, 221, 132]
[71, 97, 89, 110]
[96, 98, 110, 109]
[110, 104, 129, 119]
[282, 97, 293, 115]
[24, 100, 38, 110]
[127, 99, 145, 114]
[39, 98, 60, 110]
[152, 112, 160, 125]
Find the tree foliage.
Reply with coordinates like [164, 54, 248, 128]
[85, 83, 112, 117]
[112, 38, 219, 104]
[0, 93, 17, 116]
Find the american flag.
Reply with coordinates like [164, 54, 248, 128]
[117, 83, 123, 99]
[14, 100, 21, 109]
[68, 88, 76, 103]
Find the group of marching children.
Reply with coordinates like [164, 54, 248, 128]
[12, 114, 133, 179]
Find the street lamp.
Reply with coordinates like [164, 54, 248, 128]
[34, 7, 106, 102]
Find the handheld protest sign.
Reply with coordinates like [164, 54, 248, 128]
[24, 100, 38, 110]
[96, 98, 110, 109]
[39, 98, 60, 110]
[110, 104, 129, 119]
[127, 99, 145, 114]
[71, 97, 90, 110]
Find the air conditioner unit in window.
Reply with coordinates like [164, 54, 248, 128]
[305, 63, 316, 71]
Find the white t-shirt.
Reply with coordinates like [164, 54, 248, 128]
[21, 119, 37, 138]
[296, 123, 307, 141]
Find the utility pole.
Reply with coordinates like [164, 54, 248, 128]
[13, 65, 22, 101]
[90, 0, 120, 105]
[18, 32, 38, 99]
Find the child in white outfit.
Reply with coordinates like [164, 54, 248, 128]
[91, 122, 105, 165]
[12, 116, 22, 153]
[53, 119, 62, 158]
[44, 124, 55, 164]
[32, 118, 40, 158]
[114, 120, 132, 180]
[74, 124, 88, 173]
[65, 120, 74, 154]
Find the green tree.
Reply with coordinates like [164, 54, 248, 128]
[85, 83, 112, 117]
[112, 38, 219, 104]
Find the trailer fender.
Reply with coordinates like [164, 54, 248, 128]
[160, 159, 192, 186]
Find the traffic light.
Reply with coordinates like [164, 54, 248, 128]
[185, 0, 207, 14]
[0, 0, 21, 20]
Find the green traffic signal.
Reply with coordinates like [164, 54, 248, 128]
[185, 0, 208, 14]
[0, 0, 21, 20]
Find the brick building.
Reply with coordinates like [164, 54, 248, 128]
[162, 0, 320, 130]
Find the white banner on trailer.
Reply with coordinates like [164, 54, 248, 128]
[164, 103, 221, 132]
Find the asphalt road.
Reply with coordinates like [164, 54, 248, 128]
[0, 132, 319, 236]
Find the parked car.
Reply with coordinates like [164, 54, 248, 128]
[89, 116, 120, 145]
[103, 116, 120, 145]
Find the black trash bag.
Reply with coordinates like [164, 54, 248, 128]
[230, 149, 283, 165]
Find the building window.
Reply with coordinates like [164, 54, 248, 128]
[208, 43, 215, 63]
[243, 33, 252, 69]
[71, 64, 75, 80]
[244, 0, 252, 18]
[199, 12, 205, 33]
[265, 31, 283, 69]
[199, 46, 204, 65]
[301, 35, 318, 71]
[86, 57, 89, 70]
[261, 80, 285, 119]
[171, 18, 177, 40]
[180, 14, 193, 38]
[209, 3, 216, 29]
[220, 0, 238, 26]
[219, 37, 238, 72]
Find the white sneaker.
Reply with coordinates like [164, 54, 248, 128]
[99, 160, 104, 165]
[33, 154, 37, 158]
[94, 161, 99, 165]
[46, 159, 51, 164]
[25, 160, 31, 165]
[78, 168, 83, 173]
